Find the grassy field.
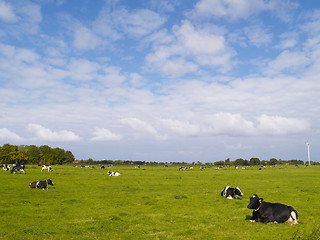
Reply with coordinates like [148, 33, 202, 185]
[0, 164, 319, 239]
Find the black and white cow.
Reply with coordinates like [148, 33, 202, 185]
[10, 164, 25, 174]
[179, 166, 187, 171]
[107, 170, 121, 176]
[29, 179, 54, 189]
[221, 186, 243, 199]
[41, 165, 53, 172]
[247, 194, 298, 224]
[2, 164, 10, 171]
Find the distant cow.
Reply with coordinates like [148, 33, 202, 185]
[41, 165, 53, 172]
[107, 171, 121, 176]
[10, 164, 25, 174]
[179, 167, 187, 171]
[100, 165, 105, 169]
[221, 186, 243, 199]
[2, 164, 10, 171]
[29, 179, 54, 189]
[247, 194, 298, 224]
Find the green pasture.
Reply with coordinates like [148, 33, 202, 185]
[0, 165, 319, 239]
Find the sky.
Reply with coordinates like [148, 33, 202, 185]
[0, 0, 319, 163]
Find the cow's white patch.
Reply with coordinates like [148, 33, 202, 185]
[288, 211, 298, 224]
[222, 186, 230, 197]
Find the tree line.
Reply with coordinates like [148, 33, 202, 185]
[77, 157, 316, 166]
[0, 144, 75, 165]
[213, 157, 310, 166]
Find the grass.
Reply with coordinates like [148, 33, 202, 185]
[0, 165, 319, 239]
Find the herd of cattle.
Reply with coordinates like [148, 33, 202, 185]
[2, 163, 299, 224]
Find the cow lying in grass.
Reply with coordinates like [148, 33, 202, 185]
[2, 164, 10, 171]
[221, 186, 243, 199]
[29, 179, 54, 190]
[107, 171, 121, 176]
[10, 164, 25, 174]
[247, 194, 298, 224]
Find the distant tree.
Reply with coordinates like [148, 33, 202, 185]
[64, 151, 75, 164]
[39, 145, 52, 165]
[87, 158, 94, 164]
[269, 158, 278, 165]
[214, 161, 225, 166]
[0, 144, 27, 164]
[0, 144, 13, 163]
[261, 160, 267, 166]
[249, 158, 260, 166]
[234, 158, 246, 166]
[26, 145, 40, 164]
[17, 146, 28, 163]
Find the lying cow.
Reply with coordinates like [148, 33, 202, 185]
[10, 164, 25, 174]
[29, 179, 54, 189]
[221, 186, 243, 199]
[247, 194, 298, 224]
[107, 171, 121, 176]
[179, 167, 187, 171]
[41, 165, 53, 172]
[2, 164, 10, 171]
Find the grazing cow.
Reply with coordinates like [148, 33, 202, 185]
[41, 165, 53, 172]
[107, 171, 121, 176]
[247, 194, 298, 224]
[29, 179, 54, 189]
[10, 164, 25, 174]
[2, 164, 10, 171]
[221, 186, 243, 199]
[179, 167, 187, 171]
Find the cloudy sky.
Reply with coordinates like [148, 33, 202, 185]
[0, 0, 319, 163]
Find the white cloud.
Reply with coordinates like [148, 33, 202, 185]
[145, 21, 232, 76]
[266, 50, 310, 75]
[257, 115, 310, 135]
[121, 118, 165, 140]
[0, 128, 23, 141]
[192, 0, 268, 20]
[191, 0, 297, 22]
[27, 124, 81, 141]
[278, 31, 299, 49]
[0, 0, 19, 22]
[114, 8, 165, 38]
[73, 26, 104, 50]
[2, 1, 42, 35]
[204, 113, 256, 136]
[174, 21, 226, 55]
[68, 58, 99, 82]
[244, 25, 273, 47]
[161, 119, 201, 137]
[161, 113, 310, 138]
[90, 127, 122, 141]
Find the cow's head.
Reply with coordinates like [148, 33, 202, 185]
[247, 194, 263, 209]
[235, 187, 243, 196]
[47, 179, 54, 186]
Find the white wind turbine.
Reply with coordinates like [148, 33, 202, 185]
[306, 140, 311, 165]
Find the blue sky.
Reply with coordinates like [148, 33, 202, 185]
[0, 0, 319, 163]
